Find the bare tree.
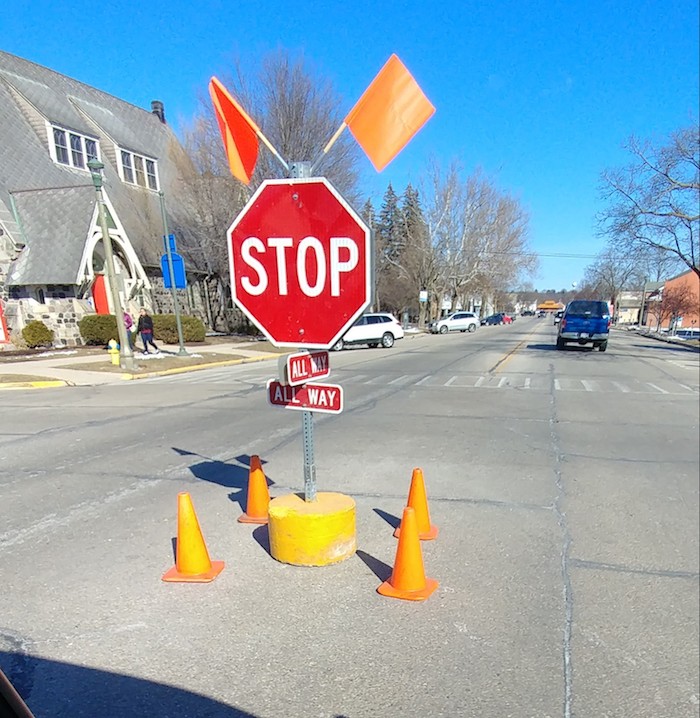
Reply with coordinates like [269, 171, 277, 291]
[177, 117, 248, 279]
[180, 50, 364, 261]
[213, 50, 362, 202]
[650, 283, 700, 333]
[583, 245, 640, 320]
[634, 245, 686, 283]
[178, 50, 364, 330]
[421, 162, 537, 314]
[599, 123, 700, 277]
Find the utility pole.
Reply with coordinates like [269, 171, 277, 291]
[159, 191, 188, 355]
[639, 279, 648, 327]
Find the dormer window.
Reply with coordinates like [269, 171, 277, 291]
[119, 149, 159, 190]
[51, 126, 99, 169]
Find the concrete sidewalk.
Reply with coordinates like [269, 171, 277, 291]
[0, 341, 281, 389]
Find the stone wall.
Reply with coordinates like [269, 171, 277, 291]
[148, 272, 229, 331]
[0, 271, 233, 349]
[4, 297, 93, 347]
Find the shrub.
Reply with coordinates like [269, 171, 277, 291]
[22, 320, 54, 348]
[153, 314, 206, 344]
[79, 314, 118, 345]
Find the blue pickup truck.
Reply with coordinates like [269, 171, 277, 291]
[556, 300, 611, 352]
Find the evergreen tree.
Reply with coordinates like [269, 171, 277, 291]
[377, 184, 403, 263]
[360, 198, 376, 231]
[401, 184, 426, 252]
[400, 184, 435, 326]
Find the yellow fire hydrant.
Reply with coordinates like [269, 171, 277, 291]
[108, 339, 120, 366]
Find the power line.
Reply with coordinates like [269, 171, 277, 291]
[478, 250, 615, 260]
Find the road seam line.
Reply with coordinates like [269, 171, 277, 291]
[548, 364, 573, 718]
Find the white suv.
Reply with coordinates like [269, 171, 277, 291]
[430, 311, 479, 334]
[332, 313, 404, 350]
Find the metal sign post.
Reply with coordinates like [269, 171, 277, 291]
[213, 60, 433, 566]
[159, 192, 188, 356]
[293, 162, 317, 502]
[302, 410, 317, 502]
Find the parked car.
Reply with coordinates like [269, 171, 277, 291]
[556, 300, 611, 351]
[672, 328, 700, 341]
[521, 310, 535, 317]
[429, 311, 479, 334]
[481, 313, 509, 326]
[331, 312, 404, 351]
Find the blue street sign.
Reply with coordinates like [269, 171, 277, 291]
[161, 252, 187, 289]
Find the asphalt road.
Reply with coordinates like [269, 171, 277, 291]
[0, 318, 698, 718]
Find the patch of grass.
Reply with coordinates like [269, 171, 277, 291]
[242, 340, 295, 354]
[0, 374, 60, 383]
[64, 352, 252, 375]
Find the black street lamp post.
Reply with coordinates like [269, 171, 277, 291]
[87, 160, 134, 370]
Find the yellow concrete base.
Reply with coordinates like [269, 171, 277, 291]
[268, 492, 356, 566]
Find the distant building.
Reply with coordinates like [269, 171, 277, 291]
[536, 300, 565, 312]
[643, 270, 700, 330]
[616, 291, 643, 324]
[0, 50, 222, 346]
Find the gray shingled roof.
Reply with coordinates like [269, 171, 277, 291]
[0, 50, 207, 286]
[9, 186, 95, 284]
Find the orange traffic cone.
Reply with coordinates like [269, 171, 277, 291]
[378, 506, 438, 601]
[394, 467, 438, 540]
[238, 454, 270, 524]
[162, 492, 225, 583]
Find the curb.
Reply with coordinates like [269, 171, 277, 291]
[0, 379, 72, 390]
[614, 328, 700, 352]
[120, 353, 281, 380]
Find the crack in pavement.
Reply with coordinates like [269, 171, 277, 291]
[549, 362, 574, 718]
[569, 558, 699, 580]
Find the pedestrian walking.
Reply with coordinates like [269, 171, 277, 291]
[123, 310, 135, 350]
[136, 308, 159, 354]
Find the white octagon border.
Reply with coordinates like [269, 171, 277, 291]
[226, 177, 373, 349]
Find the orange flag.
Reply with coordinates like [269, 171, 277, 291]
[208, 77, 259, 184]
[344, 55, 435, 171]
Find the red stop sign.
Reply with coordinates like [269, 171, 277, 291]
[227, 178, 372, 348]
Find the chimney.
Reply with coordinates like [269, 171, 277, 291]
[151, 100, 166, 124]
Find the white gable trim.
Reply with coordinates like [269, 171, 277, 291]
[75, 190, 150, 288]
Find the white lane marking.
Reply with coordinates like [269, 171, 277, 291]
[474, 376, 485, 388]
[647, 382, 669, 394]
[415, 375, 433, 386]
[668, 360, 699, 370]
[497, 377, 508, 388]
[350, 375, 366, 382]
[444, 376, 458, 386]
[612, 381, 630, 393]
[581, 380, 595, 392]
[554, 379, 562, 391]
[389, 375, 410, 385]
[524, 377, 531, 389]
[678, 383, 698, 394]
[365, 375, 386, 384]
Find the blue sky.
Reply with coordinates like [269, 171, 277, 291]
[3, 0, 698, 290]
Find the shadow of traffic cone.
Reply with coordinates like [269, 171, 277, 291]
[162, 492, 224, 583]
[238, 455, 270, 524]
[378, 506, 438, 601]
[394, 467, 438, 540]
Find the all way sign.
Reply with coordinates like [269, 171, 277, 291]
[282, 350, 331, 387]
[267, 380, 343, 414]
